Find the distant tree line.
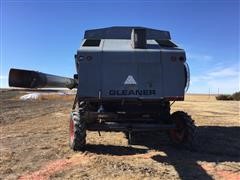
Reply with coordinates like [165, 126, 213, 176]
[216, 91, 240, 101]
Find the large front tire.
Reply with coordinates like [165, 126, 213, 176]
[169, 111, 196, 148]
[69, 110, 86, 151]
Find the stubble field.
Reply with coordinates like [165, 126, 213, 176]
[0, 89, 239, 180]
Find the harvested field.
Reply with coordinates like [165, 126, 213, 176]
[0, 89, 239, 180]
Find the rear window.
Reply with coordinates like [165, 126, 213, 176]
[83, 39, 101, 47]
[156, 40, 177, 47]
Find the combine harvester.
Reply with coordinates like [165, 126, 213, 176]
[9, 26, 196, 150]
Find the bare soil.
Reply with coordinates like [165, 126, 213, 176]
[0, 89, 239, 180]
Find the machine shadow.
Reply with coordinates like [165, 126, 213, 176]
[85, 144, 148, 156]
[85, 126, 240, 179]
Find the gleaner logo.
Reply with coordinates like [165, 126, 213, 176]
[109, 90, 156, 96]
[109, 75, 155, 96]
[124, 75, 137, 85]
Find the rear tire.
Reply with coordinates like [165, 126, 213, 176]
[69, 110, 86, 151]
[169, 111, 196, 149]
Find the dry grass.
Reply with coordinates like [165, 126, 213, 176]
[40, 94, 75, 101]
[185, 94, 217, 101]
[172, 94, 239, 126]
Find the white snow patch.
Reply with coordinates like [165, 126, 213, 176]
[20, 93, 42, 100]
[19, 91, 76, 100]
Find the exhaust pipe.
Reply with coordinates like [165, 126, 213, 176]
[9, 68, 77, 89]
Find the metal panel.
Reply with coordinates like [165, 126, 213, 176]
[77, 51, 101, 97]
[101, 51, 137, 97]
[161, 50, 186, 97]
[101, 50, 163, 99]
[84, 26, 170, 40]
[137, 51, 163, 98]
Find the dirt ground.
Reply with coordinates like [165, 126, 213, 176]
[0, 89, 239, 180]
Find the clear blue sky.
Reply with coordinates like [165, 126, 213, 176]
[1, 0, 239, 94]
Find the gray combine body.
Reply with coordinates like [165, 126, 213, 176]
[9, 26, 195, 151]
[76, 27, 189, 101]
